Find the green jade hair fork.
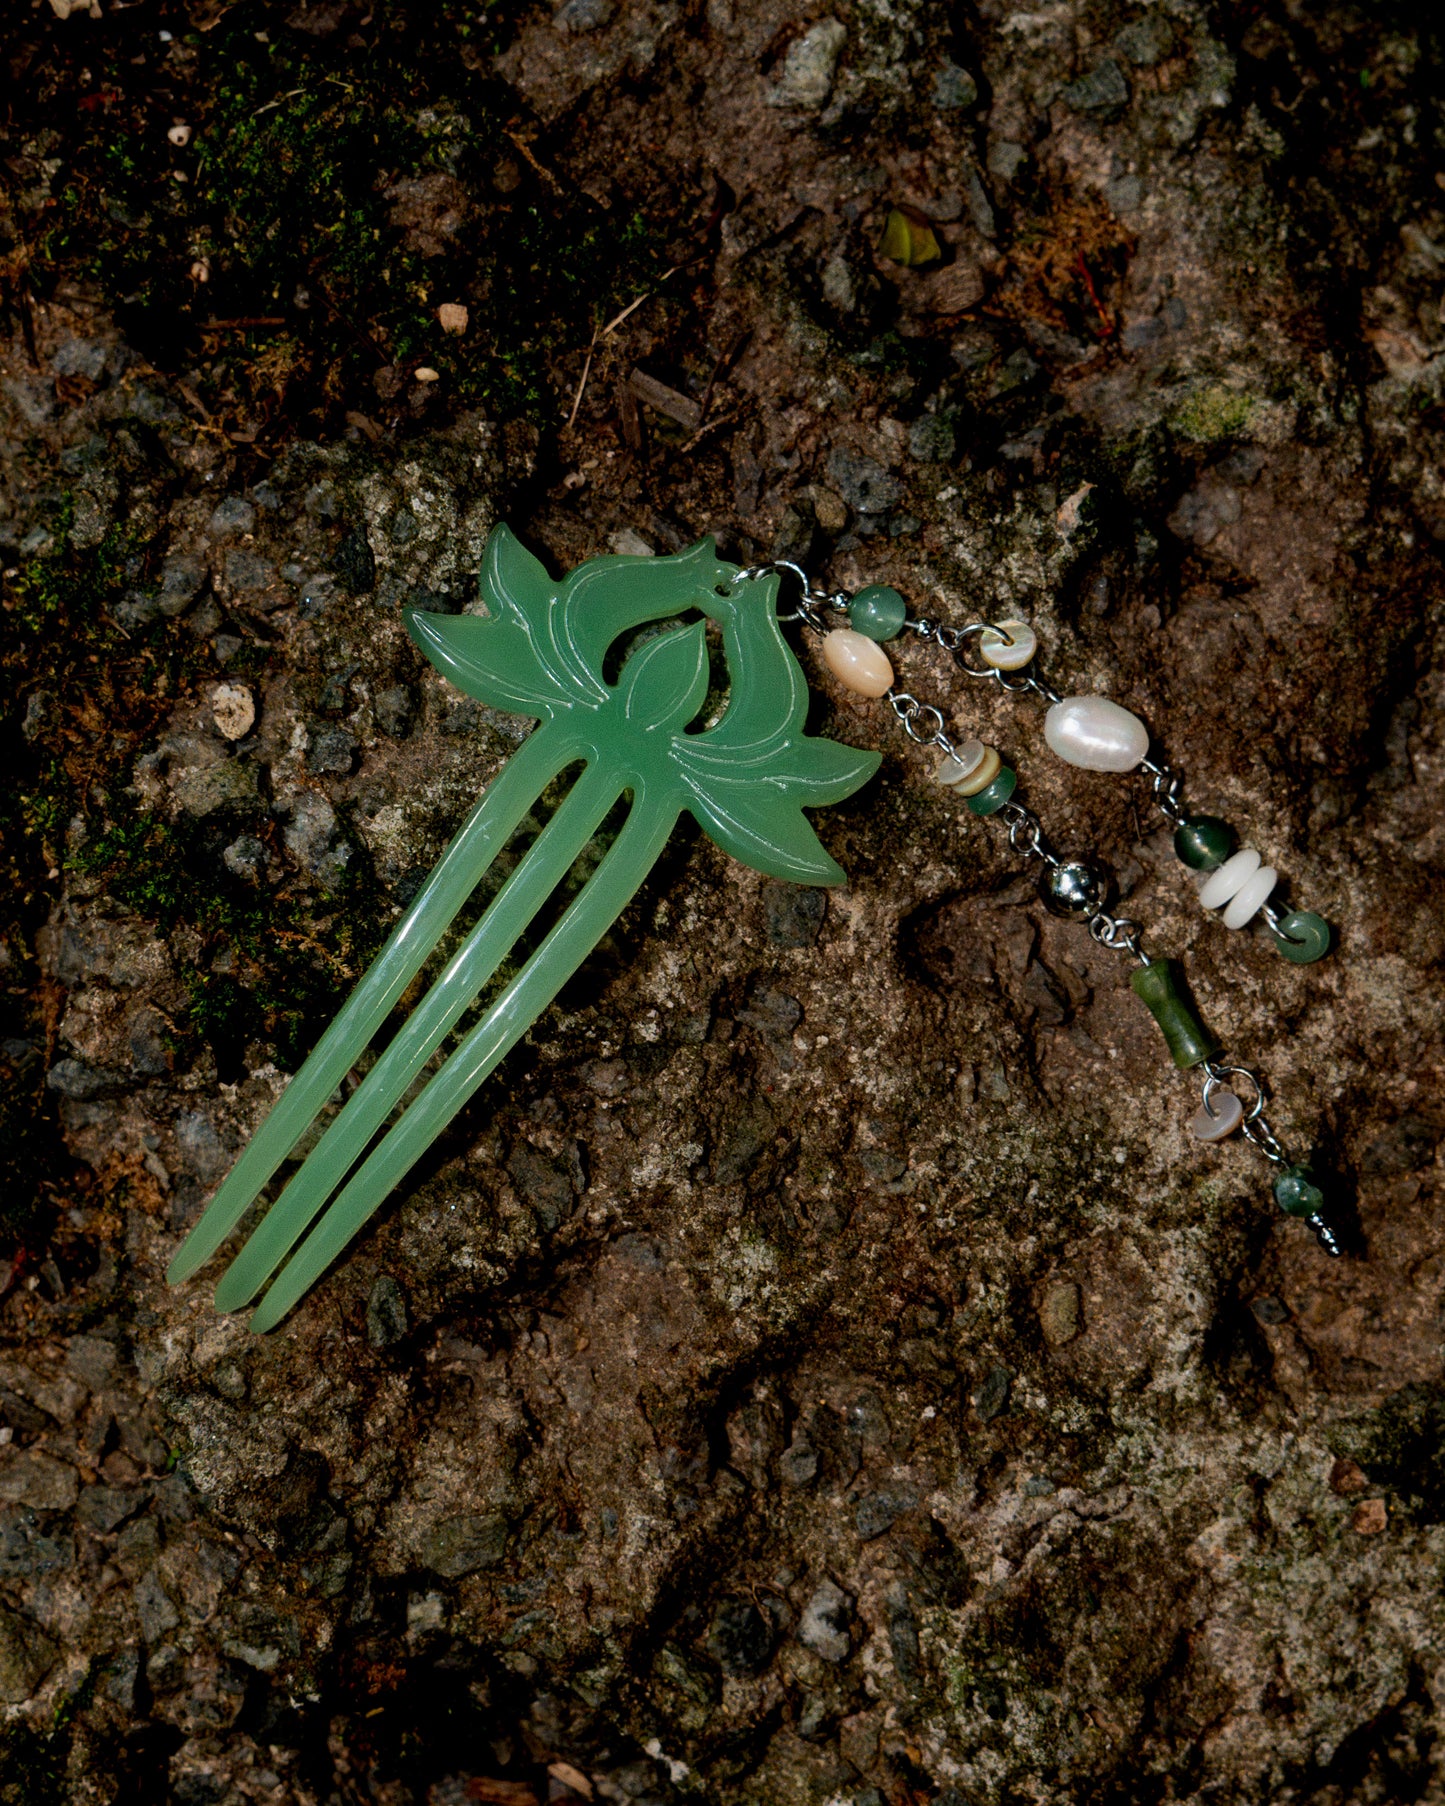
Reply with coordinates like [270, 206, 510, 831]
[169, 528, 1340, 1332]
[167, 529, 881, 1331]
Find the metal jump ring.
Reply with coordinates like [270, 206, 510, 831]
[733, 559, 822, 625]
[1201, 1059, 1267, 1122]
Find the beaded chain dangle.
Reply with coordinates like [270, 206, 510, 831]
[743, 560, 1342, 1257]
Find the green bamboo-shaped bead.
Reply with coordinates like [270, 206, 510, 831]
[1129, 960, 1221, 1069]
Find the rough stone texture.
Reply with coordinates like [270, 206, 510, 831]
[1, 3, 1444, 1804]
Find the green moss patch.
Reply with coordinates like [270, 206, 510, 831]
[14, 6, 669, 428]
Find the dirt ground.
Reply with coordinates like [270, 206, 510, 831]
[2, 2, 1445, 1802]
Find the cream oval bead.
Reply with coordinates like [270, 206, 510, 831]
[979, 619, 1038, 672]
[935, 742, 1001, 797]
[1197, 847, 1277, 928]
[821, 627, 894, 698]
[1189, 1089, 1244, 1142]
[1043, 696, 1150, 772]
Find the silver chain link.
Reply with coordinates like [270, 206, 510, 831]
[996, 799, 1058, 868]
[733, 561, 849, 632]
[1087, 912, 1151, 965]
[887, 690, 953, 753]
[1138, 756, 1188, 828]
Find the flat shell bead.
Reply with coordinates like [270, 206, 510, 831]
[1043, 696, 1150, 772]
[1222, 862, 1276, 929]
[933, 739, 987, 787]
[952, 745, 1002, 797]
[821, 627, 894, 698]
[1198, 847, 1260, 912]
[1189, 1089, 1244, 1142]
[979, 619, 1037, 672]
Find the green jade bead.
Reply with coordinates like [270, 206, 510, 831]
[1174, 815, 1236, 873]
[1270, 909, 1331, 965]
[1274, 1163, 1325, 1218]
[848, 585, 909, 643]
[966, 766, 1017, 816]
[1129, 960, 1221, 1069]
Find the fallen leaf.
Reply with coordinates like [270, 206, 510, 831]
[547, 1761, 594, 1800]
[627, 368, 701, 430]
[879, 205, 941, 267]
[466, 1782, 538, 1806]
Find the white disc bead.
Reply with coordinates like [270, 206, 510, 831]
[1043, 696, 1150, 772]
[979, 619, 1037, 671]
[1197, 847, 1277, 928]
[933, 741, 1001, 797]
[1189, 1089, 1244, 1142]
[821, 628, 894, 698]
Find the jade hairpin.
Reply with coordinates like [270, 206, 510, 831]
[167, 528, 880, 1331]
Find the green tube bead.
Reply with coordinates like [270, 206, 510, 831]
[1173, 815, 1236, 873]
[848, 585, 909, 642]
[1270, 909, 1331, 964]
[966, 765, 1017, 816]
[1129, 960, 1221, 1069]
[1274, 1164, 1325, 1218]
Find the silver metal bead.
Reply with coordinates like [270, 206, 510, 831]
[1039, 858, 1109, 919]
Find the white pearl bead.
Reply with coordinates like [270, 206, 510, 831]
[1190, 1089, 1243, 1142]
[979, 620, 1037, 672]
[821, 628, 894, 698]
[1042, 696, 1150, 772]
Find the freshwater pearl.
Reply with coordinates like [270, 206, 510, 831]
[822, 628, 894, 698]
[1043, 696, 1149, 772]
[979, 619, 1038, 672]
[1189, 1089, 1244, 1143]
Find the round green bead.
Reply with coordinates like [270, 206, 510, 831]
[848, 585, 909, 643]
[1271, 909, 1331, 965]
[1274, 1164, 1325, 1219]
[966, 766, 1017, 816]
[1173, 815, 1236, 873]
